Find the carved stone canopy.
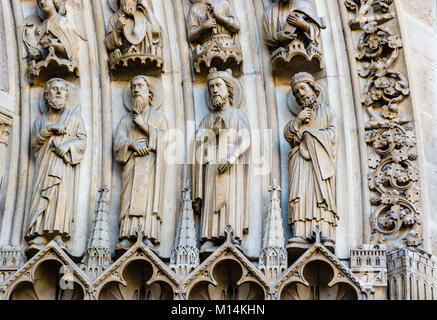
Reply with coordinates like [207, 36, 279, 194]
[93, 240, 179, 300]
[2, 241, 90, 300]
[275, 242, 369, 300]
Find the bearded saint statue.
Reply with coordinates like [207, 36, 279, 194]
[192, 68, 251, 252]
[114, 75, 168, 250]
[284, 72, 337, 251]
[26, 78, 87, 249]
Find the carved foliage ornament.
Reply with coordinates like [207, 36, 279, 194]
[345, 0, 423, 250]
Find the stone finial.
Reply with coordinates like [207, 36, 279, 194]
[259, 180, 287, 283]
[170, 181, 199, 279]
[81, 186, 112, 280]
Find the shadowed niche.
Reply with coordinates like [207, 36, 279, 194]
[281, 260, 358, 300]
[188, 259, 264, 300]
[10, 260, 84, 300]
[99, 260, 173, 300]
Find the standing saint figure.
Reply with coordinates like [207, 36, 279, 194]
[187, 0, 242, 73]
[26, 78, 87, 249]
[106, 0, 163, 70]
[284, 72, 337, 250]
[192, 68, 251, 252]
[22, 0, 83, 78]
[114, 75, 168, 250]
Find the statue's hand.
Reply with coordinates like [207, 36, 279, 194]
[218, 158, 232, 174]
[52, 142, 69, 160]
[297, 108, 312, 125]
[277, 30, 296, 43]
[47, 124, 67, 135]
[287, 13, 310, 32]
[132, 113, 147, 131]
[116, 13, 127, 32]
[203, 18, 217, 31]
[130, 141, 149, 157]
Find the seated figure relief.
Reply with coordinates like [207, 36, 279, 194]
[188, 0, 242, 75]
[106, 0, 164, 76]
[263, 0, 325, 76]
[114, 75, 168, 251]
[25, 78, 87, 253]
[284, 72, 337, 254]
[22, 0, 85, 84]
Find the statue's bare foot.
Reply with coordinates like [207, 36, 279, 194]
[115, 238, 134, 250]
[53, 235, 67, 249]
[288, 236, 309, 244]
[28, 236, 49, 247]
[200, 240, 216, 252]
[143, 239, 153, 247]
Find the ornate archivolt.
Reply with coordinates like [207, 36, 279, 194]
[342, 0, 424, 252]
[1, 241, 90, 300]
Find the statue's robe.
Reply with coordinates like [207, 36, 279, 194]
[26, 108, 87, 241]
[193, 107, 251, 242]
[263, 0, 321, 50]
[284, 104, 337, 240]
[106, 5, 163, 55]
[114, 108, 168, 243]
[188, 0, 240, 45]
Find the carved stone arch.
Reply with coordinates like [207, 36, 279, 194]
[92, 242, 179, 300]
[3, 241, 90, 300]
[183, 242, 270, 300]
[275, 243, 368, 300]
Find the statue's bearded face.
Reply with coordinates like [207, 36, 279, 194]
[121, 0, 137, 16]
[293, 82, 317, 108]
[208, 78, 230, 111]
[38, 0, 56, 15]
[45, 80, 68, 111]
[131, 78, 150, 114]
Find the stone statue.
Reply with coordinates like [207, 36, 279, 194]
[192, 68, 251, 252]
[26, 78, 87, 250]
[263, 0, 324, 75]
[188, 0, 242, 74]
[114, 75, 168, 250]
[22, 0, 84, 83]
[284, 72, 337, 251]
[106, 0, 164, 74]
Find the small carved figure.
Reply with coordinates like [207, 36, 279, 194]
[188, 0, 242, 74]
[114, 75, 168, 250]
[26, 78, 87, 250]
[192, 68, 251, 253]
[263, 0, 324, 75]
[284, 72, 337, 251]
[22, 0, 84, 83]
[106, 0, 164, 74]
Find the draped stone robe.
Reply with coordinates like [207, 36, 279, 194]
[106, 6, 163, 55]
[263, 0, 321, 51]
[26, 108, 87, 241]
[114, 108, 168, 243]
[188, 0, 240, 45]
[193, 107, 251, 242]
[284, 104, 337, 240]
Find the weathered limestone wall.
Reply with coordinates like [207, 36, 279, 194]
[395, 0, 437, 255]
